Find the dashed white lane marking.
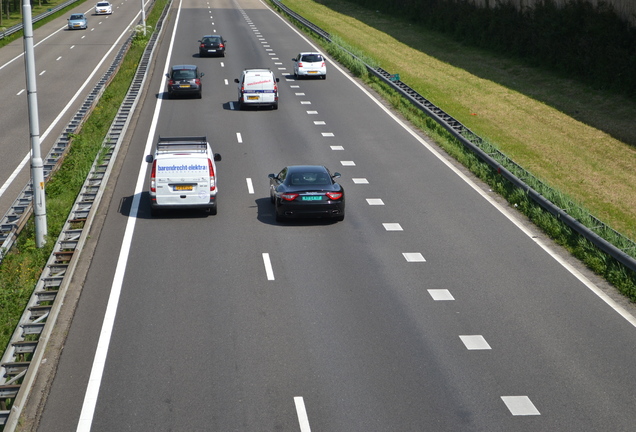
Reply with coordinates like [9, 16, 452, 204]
[321, 132, 334, 137]
[39, 70, 46, 76]
[268, 53, 276, 56]
[403, 253, 426, 262]
[330, 146, 344, 151]
[501, 396, 540, 416]
[275, 62, 283, 65]
[277, 68, 286, 71]
[220, 62, 225, 67]
[306, 110, 318, 114]
[352, 178, 369, 184]
[224, 79, 228, 85]
[246, 178, 254, 194]
[70, 45, 75, 49]
[314, 121, 325, 125]
[459, 335, 491, 350]
[366, 198, 384, 205]
[428, 289, 454, 300]
[383, 223, 403, 231]
[264, 44, 270, 47]
[294, 397, 311, 432]
[295, 93, 305, 96]
[17, 89, 25, 96]
[236, 132, 242, 143]
[300, 101, 311, 104]
[56, 56, 62, 61]
[262, 253, 275, 280]
[340, 161, 355, 166]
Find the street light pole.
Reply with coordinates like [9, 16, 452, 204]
[141, 0, 146, 36]
[22, 0, 47, 247]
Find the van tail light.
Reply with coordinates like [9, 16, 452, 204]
[281, 193, 298, 201]
[208, 158, 216, 191]
[150, 160, 157, 192]
[326, 192, 343, 200]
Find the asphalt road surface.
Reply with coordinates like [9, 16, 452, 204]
[29, 0, 636, 430]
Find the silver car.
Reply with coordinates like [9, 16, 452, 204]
[292, 52, 326, 79]
[67, 13, 87, 30]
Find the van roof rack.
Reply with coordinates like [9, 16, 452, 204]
[156, 136, 209, 153]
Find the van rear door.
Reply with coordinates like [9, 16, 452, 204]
[244, 73, 276, 103]
[154, 157, 211, 206]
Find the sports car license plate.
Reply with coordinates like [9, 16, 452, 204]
[175, 185, 193, 191]
[247, 96, 259, 100]
[302, 196, 322, 201]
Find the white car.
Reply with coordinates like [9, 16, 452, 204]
[292, 52, 326, 79]
[95, 1, 112, 14]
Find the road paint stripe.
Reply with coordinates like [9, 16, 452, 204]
[352, 178, 369, 184]
[383, 223, 403, 231]
[313, 121, 325, 125]
[263, 253, 275, 280]
[294, 397, 311, 432]
[306, 110, 318, 114]
[295, 93, 305, 96]
[330, 146, 344, 151]
[403, 253, 426, 262]
[459, 335, 491, 350]
[56, 56, 62, 61]
[17, 89, 25, 96]
[39, 70, 46, 76]
[501, 396, 540, 415]
[300, 101, 311, 104]
[340, 161, 355, 166]
[76, 0, 180, 428]
[428, 289, 454, 300]
[246, 178, 254, 194]
[321, 132, 334, 137]
[236, 132, 243, 143]
[366, 198, 384, 205]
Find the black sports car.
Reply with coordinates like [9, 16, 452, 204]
[198, 35, 226, 57]
[269, 165, 345, 222]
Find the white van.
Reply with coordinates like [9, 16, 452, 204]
[234, 68, 279, 110]
[145, 136, 221, 216]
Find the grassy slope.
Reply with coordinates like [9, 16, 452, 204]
[284, 0, 636, 240]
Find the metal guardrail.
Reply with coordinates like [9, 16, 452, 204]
[0, 0, 80, 40]
[271, 0, 636, 273]
[0, 0, 170, 428]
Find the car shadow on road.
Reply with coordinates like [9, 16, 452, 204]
[255, 197, 339, 226]
[119, 192, 211, 220]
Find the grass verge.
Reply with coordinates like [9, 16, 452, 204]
[0, 0, 167, 362]
[272, 0, 636, 299]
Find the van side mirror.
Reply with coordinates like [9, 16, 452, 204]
[275, 78, 280, 82]
[214, 153, 222, 162]
[145, 155, 154, 163]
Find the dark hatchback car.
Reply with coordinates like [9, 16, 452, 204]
[165, 65, 204, 99]
[198, 35, 226, 57]
[269, 165, 345, 222]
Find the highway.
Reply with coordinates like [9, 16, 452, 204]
[0, 0, 149, 219]
[28, 0, 636, 430]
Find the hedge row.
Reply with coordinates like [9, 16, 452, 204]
[348, 0, 636, 98]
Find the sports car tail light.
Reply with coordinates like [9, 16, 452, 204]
[208, 159, 216, 191]
[150, 161, 157, 192]
[326, 192, 343, 200]
[281, 193, 298, 201]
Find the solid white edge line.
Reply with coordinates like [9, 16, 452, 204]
[262, 253, 275, 280]
[263, 0, 636, 329]
[246, 177, 254, 194]
[0, 5, 147, 200]
[75, 0, 180, 430]
[294, 396, 311, 432]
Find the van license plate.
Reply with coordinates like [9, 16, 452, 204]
[175, 185, 193, 191]
[247, 96, 259, 100]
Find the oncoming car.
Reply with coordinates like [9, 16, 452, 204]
[199, 35, 226, 57]
[67, 13, 87, 30]
[94, 1, 112, 14]
[292, 52, 326, 79]
[268, 165, 345, 222]
[165, 65, 204, 99]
